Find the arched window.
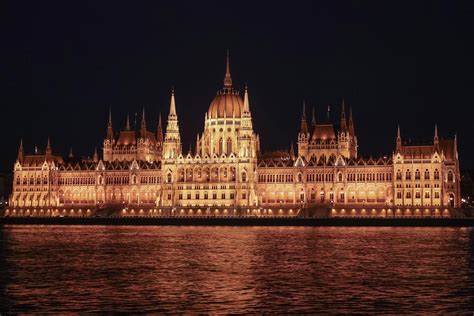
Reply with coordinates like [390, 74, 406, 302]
[226, 138, 232, 155]
[297, 173, 303, 182]
[406, 169, 411, 180]
[424, 169, 430, 180]
[338, 172, 343, 182]
[415, 169, 420, 180]
[448, 171, 454, 182]
[434, 169, 440, 180]
[218, 138, 223, 156]
[167, 173, 172, 183]
[241, 172, 247, 182]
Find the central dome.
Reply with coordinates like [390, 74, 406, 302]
[207, 51, 244, 119]
[208, 90, 243, 119]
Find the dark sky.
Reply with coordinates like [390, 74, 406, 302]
[1, 1, 473, 171]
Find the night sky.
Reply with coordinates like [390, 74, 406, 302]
[1, 1, 473, 171]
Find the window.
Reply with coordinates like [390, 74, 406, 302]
[195, 193, 200, 199]
[241, 172, 247, 182]
[425, 191, 430, 199]
[167, 173, 172, 183]
[167, 193, 171, 200]
[218, 138, 223, 155]
[434, 169, 440, 180]
[396, 170, 402, 180]
[406, 192, 412, 199]
[187, 193, 191, 200]
[204, 192, 208, 199]
[406, 170, 411, 180]
[242, 192, 246, 200]
[226, 138, 232, 155]
[448, 171, 454, 182]
[397, 192, 402, 199]
[434, 192, 440, 198]
[338, 173, 343, 182]
[424, 169, 430, 180]
[178, 193, 183, 200]
[297, 173, 302, 182]
[415, 192, 421, 199]
[415, 169, 420, 180]
[230, 193, 235, 199]
[212, 193, 217, 199]
[221, 193, 226, 199]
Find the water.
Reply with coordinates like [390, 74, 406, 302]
[0, 226, 473, 313]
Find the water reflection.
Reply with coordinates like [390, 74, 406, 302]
[0, 226, 473, 313]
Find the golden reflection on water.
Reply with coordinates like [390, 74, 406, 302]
[0, 226, 473, 313]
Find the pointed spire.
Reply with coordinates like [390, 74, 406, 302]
[243, 83, 250, 112]
[223, 49, 233, 88]
[46, 137, 52, 158]
[433, 124, 439, 150]
[290, 142, 295, 159]
[396, 125, 402, 153]
[348, 107, 355, 136]
[125, 113, 131, 131]
[340, 99, 347, 132]
[169, 87, 177, 117]
[156, 112, 163, 143]
[106, 107, 114, 140]
[196, 133, 200, 155]
[140, 107, 147, 137]
[93, 147, 98, 162]
[300, 100, 308, 134]
[311, 107, 316, 126]
[68, 147, 74, 158]
[188, 143, 192, 155]
[17, 138, 24, 163]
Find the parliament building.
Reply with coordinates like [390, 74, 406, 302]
[5, 55, 461, 218]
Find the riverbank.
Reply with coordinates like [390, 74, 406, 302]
[1, 216, 474, 227]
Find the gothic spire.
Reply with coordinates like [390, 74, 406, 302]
[223, 49, 232, 88]
[169, 87, 177, 117]
[93, 147, 98, 162]
[46, 137, 52, 158]
[396, 125, 402, 153]
[348, 107, 355, 136]
[140, 107, 147, 137]
[196, 133, 200, 155]
[17, 138, 24, 163]
[340, 99, 347, 132]
[68, 147, 74, 158]
[243, 83, 250, 113]
[311, 106, 316, 126]
[106, 107, 114, 140]
[156, 112, 163, 143]
[300, 100, 308, 134]
[434, 124, 439, 150]
[289, 141, 295, 160]
[125, 113, 131, 131]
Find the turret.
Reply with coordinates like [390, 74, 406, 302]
[68, 147, 74, 159]
[290, 142, 295, 160]
[93, 147, 98, 162]
[196, 133, 201, 156]
[348, 107, 355, 137]
[434, 124, 439, 150]
[311, 107, 316, 127]
[297, 100, 309, 158]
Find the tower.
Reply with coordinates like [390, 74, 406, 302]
[103, 108, 114, 161]
[17, 139, 24, 163]
[163, 88, 182, 159]
[396, 125, 402, 154]
[297, 101, 309, 158]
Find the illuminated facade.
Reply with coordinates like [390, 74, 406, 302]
[5, 55, 461, 218]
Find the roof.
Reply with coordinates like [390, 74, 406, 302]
[208, 90, 243, 119]
[311, 124, 336, 140]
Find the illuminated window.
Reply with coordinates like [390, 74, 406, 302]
[448, 171, 454, 182]
[434, 169, 440, 180]
[406, 170, 411, 180]
[424, 169, 430, 180]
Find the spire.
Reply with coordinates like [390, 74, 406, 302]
[348, 107, 355, 136]
[125, 113, 131, 131]
[311, 107, 316, 126]
[188, 143, 192, 155]
[243, 83, 250, 112]
[156, 112, 163, 143]
[93, 147, 98, 162]
[196, 133, 200, 155]
[290, 141, 295, 159]
[340, 99, 347, 132]
[300, 100, 308, 134]
[169, 87, 177, 117]
[68, 147, 74, 158]
[46, 137, 52, 158]
[140, 107, 147, 137]
[326, 105, 331, 121]
[223, 49, 232, 88]
[106, 107, 114, 140]
[396, 125, 402, 153]
[17, 138, 24, 163]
